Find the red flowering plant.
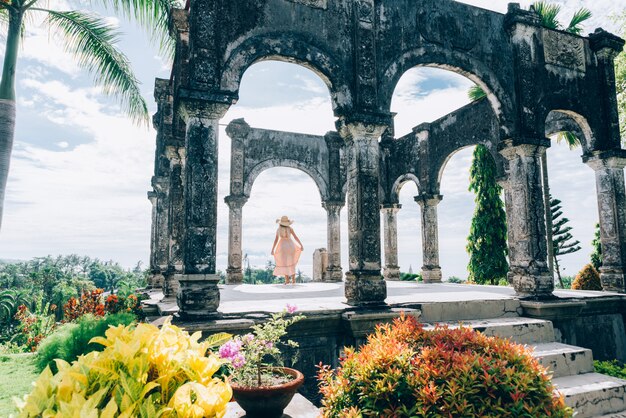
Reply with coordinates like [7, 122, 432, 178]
[318, 314, 573, 418]
[13, 301, 56, 352]
[63, 289, 105, 322]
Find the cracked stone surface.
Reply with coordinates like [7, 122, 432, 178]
[553, 373, 626, 418]
[532, 342, 594, 378]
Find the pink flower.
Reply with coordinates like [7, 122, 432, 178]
[242, 333, 254, 343]
[231, 353, 246, 368]
[219, 340, 242, 360]
[286, 304, 298, 314]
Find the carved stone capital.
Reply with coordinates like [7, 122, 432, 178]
[336, 113, 392, 143]
[179, 98, 230, 123]
[589, 28, 625, 60]
[322, 200, 344, 213]
[225, 118, 252, 139]
[224, 195, 249, 210]
[498, 139, 549, 160]
[381, 203, 402, 212]
[414, 194, 443, 207]
[584, 150, 626, 171]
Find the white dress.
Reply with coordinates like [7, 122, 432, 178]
[273, 226, 302, 276]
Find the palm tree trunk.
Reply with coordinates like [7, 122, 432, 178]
[0, 9, 23, 230]
[540, 151, 555, 281]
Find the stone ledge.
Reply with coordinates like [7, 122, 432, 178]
[520, 299, 586, 321]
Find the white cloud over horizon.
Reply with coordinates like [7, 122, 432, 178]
[0, 0, 621, 283]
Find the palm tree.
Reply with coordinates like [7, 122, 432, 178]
[468, 2, 590, 279]
[0, 0, 176, 230]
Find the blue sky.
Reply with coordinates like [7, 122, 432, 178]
[0, 0, 624, 281]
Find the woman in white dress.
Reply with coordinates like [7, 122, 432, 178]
[271, 215, 304, 285]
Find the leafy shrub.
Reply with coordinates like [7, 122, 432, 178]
[36, 312, 136, 373]
[595, 360, 626, 379]
[572, 263, 602, 290]
[17, 319, 232, 417]
[555, 276, 573, 290]
[446, 276, 465, 284]
[400, 273, 422, 282]
[318, 315, 572, 418]
[11, 302, 56, 352]
[62, 288, 106, 321]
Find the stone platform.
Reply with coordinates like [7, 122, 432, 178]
[144, 282, 626, 417]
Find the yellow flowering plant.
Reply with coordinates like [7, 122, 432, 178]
[16, 318, 232, 418]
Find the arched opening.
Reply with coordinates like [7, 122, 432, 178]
[542, 111, 599, 287]
[389, 66, 502, 283]
[217, 61, 339, 283]
[396, 181, 422, 279]
[237, 167, 326, 282]
[438, 147, 478, 282]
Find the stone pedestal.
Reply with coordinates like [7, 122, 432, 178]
[339, 120, 387, 306]
[175, 274, 220, 319]
[585, 152, 626, 292]
[381, 204, 401, 281]
[499, 141, 553, 298]
[415, 194, 443, 283]
[225, 195, 248, 284]
[177, 99, 230, 317]
[312, 248, 328, 282]
[322, 201, 344, 282]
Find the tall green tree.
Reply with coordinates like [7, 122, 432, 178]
[466, 145, 509, 285]
[0, 0, 176, 230]
[550, 197, 581, 287]
[591, 222, 602, 270]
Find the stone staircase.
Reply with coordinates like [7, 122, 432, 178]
[425, 317, 626, 417]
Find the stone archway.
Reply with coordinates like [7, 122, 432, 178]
[224, 119, 346, 284]
[150, 0, 626, 317]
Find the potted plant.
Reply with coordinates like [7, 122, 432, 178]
[219, 304, 305, 418]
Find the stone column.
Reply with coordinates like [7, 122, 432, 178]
[322, 201, 344, 282]
[163, 146, 185, 299]
[153, 175, 170, 288]
[147, 191, 162, 288]
[225, 195, 248, 284]
[176, 100, 230, 318]
[585, 152, 626, 292]
[499, 140, 553, 298]
[339, 121, 387, 306]
[381, 204, 401, 281]
[415, 194, 442, 283]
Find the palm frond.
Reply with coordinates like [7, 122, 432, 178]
[567, 8, 592, 35]
[468, 85, 487, 101]
[38, 9, 148, 125]
[531, 1, 562, 30]
[89, 0, 178, 56]
[556, 131, 581, 149]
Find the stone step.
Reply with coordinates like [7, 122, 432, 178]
[594, 412, 626, 417]
[532, 342, 594, 378]
[553, 373, 626, 418]
[426, 317, 555, 345]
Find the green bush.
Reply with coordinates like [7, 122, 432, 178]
[595, 360, 626, 379]
[572, 264, 602, 291]
[35, 312, 135, 373]
[318, 315, 572, 417]
[446, 276, 465, 284]
[400, 273, 422, 282]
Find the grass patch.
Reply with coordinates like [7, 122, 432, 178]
[0, 353, 38, 417]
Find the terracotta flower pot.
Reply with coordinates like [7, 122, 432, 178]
[230, 367, 304, 418]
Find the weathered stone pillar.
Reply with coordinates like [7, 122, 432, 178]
[153, 175, 170, 288]
[163, 145, 185, 299]
[381, 204, 401, 281]
[147, 191, 162, 288]
[585, 152, 626, 292]
[338, 120, 387, 306]
[499, 140, 553, 298]
[225, 195, 248, 284]
[415, 194, 442, 283]
[322, 201, 344, 282]
[176, 100, 230, 318]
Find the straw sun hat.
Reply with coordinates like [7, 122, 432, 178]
[276, 215, 294, 226]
